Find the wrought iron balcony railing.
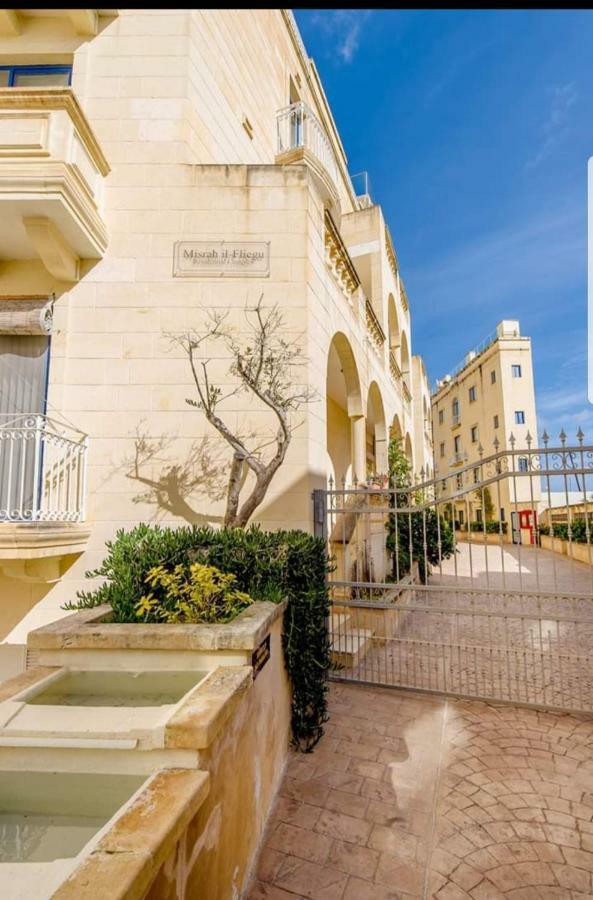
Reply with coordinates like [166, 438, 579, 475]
[276, 101, 339, 188]
[0, 414, 87, 523]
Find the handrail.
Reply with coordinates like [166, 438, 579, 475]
[0, 414, 87, 522]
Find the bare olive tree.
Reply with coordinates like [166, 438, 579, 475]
[175, 296, 314, 528]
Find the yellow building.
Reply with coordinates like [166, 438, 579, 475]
[0, 9, 421, 678]
[431, 320, 540, 541]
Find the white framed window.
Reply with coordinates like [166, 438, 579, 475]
[515, 410, 525, 424]
[438, 409, 444, 424]
[493, 414, 499, 429]
[518, 457, 528, 472]
[470, 425, 478, 443]
[491, 370, 496, 384]
[469, 386, 477, 402]
[512, 364, 522, 378]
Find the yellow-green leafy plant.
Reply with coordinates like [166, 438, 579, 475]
[135, 562, 254, 624]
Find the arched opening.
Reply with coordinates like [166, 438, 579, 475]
[326, 333, 363, 486]
[400, 331, 411, 388]
[387, 293, 401, 363]
[390, 413, 403, 444]
[366, 382, 387, 477]
[404, 433, 414, 468]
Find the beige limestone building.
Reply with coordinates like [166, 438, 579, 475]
[431, 320, 540, 542]
[0, 8, 431, 678]
[412, 354, 433, 479]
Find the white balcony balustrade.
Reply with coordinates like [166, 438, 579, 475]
[276, 102, 339, 191]
[0, 415, 87, 523]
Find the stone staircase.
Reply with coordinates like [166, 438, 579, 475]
[330, 611, 374, 669]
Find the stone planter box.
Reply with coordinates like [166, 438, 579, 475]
[0, 600, 291, 899]
[540, 534, 593, 565]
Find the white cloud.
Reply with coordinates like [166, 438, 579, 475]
[526, 81, 578, 170]
[310, 10, 372, 64]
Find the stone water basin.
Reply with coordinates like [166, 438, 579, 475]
[0, 769, 145, 898]
[0, 668, 211, 750]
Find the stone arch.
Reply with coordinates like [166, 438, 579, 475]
[387, 293, 401, 361]
[404, 432, 414, 467]
[390, 413, 403, 444]
[366, 381, 387, 476]
[326, 332, 363, 485]
[400, 330, 411, 387]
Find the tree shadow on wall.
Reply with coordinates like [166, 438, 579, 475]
[123, 428, 247, 526]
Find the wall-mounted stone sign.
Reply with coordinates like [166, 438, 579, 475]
[173, 241, 270, 278]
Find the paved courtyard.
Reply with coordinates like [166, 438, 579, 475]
[248, 683, 593, 899]
[334, 544, 593, 712]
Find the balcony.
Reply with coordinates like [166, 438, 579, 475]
[450, 448, 467, 467]
[276, 102, 339, 209]
[365, 299, 385, 355]
[402, 381, 412, 408]
[389, 351, 402, 386]
[324, 210, 360, 300]
[0, 414, 89, 578]
[0, 10, 117, 37]
[0, 88, 110, 281]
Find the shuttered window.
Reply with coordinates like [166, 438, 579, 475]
[0, 336, 50, 519]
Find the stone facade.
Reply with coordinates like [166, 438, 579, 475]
[431, 320, 540, 538]
[0, 9, 421, 678]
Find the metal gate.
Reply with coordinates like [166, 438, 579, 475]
[317, 432, 593, 713]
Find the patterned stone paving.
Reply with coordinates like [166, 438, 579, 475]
[247, 683, 593, 899]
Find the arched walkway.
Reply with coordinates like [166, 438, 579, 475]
[366, 382, 387, 476]
[326, 333, 363, 485]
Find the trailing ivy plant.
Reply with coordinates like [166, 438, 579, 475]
[65, 524, 331, 752]
[385, 437, 454, 582]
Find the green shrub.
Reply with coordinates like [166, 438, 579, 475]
[469, 520, 508, 534]
[385, 438, 454, 583]
[136, 563, 254, 624]
[66, 524, 331, 752]
[539, 519, 592, 544]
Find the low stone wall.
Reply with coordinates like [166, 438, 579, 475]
[456, 531, 510, 545]
[148, 614, 290, 900]
[540, 534, 593, 565]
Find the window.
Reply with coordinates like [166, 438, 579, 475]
[518, 457, 528, 472]
[0, 65, 72, 87]
[515, 410, 525, 424]
[476, 508, 483, 523]
[456, 474, 463, 490]
[473, 467, 480, 484]
[452, 398, 459, 420]
[440, 442, 445, 458]
[493, 414, 499, 429]
[469, 386, 477, 402]
[458, 507, 464, 524]
[491, 370, 496, 384]
[438, 409, 444, 424]
[470, 425, 478, 443]
[454, 435, 461, 453]
[500, 507, 506, 522]
[512, 364, 522, 378]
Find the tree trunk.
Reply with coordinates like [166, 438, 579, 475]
[224, 454, 244, 527]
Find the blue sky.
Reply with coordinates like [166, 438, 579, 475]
[294, 9, 592, 446]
